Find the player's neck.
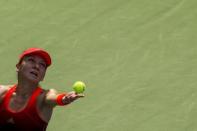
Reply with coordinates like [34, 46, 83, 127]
[16, 81, 39, 97]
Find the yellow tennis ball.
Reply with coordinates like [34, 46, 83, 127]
[73, 81, 86, 94]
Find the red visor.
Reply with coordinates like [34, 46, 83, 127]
[18, 48, 52, 67]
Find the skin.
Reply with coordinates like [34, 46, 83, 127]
[0, 55, 84, 123]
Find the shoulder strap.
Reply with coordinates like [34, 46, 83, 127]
[4, 85, 17, 109]
[26, 87, 43, 109]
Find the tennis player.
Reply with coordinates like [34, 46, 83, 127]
[0, 48, 84, 131]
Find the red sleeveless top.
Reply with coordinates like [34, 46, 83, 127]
[0, 85, 48, 131]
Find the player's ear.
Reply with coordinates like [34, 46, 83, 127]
[16, 63, 20, 72]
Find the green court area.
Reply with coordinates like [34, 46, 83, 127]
[0, 0, 197, 130]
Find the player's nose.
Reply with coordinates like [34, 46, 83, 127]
[32, 62, 40, 71]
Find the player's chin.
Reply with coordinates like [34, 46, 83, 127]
[27, 75, 42, 84]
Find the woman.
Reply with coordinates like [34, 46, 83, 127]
[0, 48, 84, 131]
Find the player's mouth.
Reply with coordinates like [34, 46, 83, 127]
[30, 71, 39, 78]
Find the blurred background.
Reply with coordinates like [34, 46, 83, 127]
[0, 0, 197, 131]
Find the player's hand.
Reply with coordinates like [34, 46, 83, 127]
[62, 91, 84, 104]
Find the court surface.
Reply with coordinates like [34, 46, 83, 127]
[0, 0, 197, 131]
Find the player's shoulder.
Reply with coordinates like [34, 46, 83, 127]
[38, 88, 58, 107]
[0, 85, 12, 95]
[47, 88, 58, 94]
[40, 88, 57, 94]
[39, 88, 58, 99]
[0, 85, 13, 102]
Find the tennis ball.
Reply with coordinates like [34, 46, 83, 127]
[73, 81, 86, 94]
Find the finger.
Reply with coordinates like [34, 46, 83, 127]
[67, 91, 75, 95]
[69, 92, 85, 98]
[77, 94, 85, 97]
[64, 93, 84, 103]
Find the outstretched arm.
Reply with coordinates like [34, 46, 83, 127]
[44, 88, 84, 107]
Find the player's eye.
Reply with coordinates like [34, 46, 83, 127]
[40, 62, 46, 68]
[28, 58, 35, 62]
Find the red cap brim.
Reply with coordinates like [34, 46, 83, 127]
[19, 48, 52, 67]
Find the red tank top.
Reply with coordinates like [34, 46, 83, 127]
[0, 85, 48, 131]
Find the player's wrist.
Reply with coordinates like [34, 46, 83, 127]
[56, 93, 67, 106]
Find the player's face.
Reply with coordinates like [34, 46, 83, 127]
[16, 55, 47, 84]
